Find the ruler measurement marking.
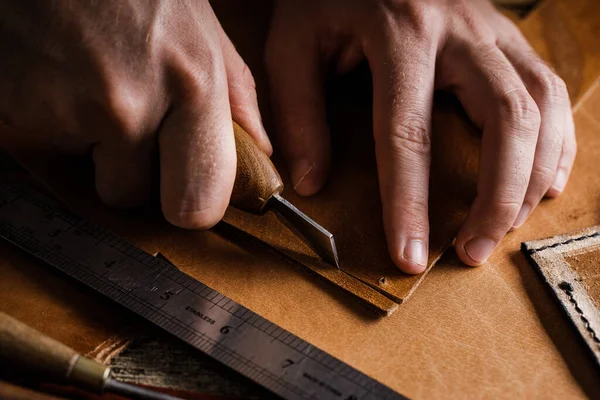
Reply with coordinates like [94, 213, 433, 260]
[0, 179, 404, 400]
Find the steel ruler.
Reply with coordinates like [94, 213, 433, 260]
[0, 176, 405, 400]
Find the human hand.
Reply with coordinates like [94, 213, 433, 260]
[266, 0, 575, 273]
[0, 0, 271, 229]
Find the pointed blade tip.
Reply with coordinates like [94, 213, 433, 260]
[328, 235, 341, 269]
[270, 194, 341, 269]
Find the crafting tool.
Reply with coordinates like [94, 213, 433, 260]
[0, 312, 182, 400]
[231, 122, 339, 268]
[0, 176, 405, 400]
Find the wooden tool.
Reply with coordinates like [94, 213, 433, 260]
[230, 122, 340, 268]
[0, 312, 181, 400]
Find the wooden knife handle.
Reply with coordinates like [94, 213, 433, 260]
[230, 121, 283, 213]
[0, 312, 109, 390]
[0, 311, 78, 379]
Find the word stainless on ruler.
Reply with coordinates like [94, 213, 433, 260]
[0, 177, 406, 400]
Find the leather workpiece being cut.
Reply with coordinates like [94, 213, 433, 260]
[222, 93, 477, 313]
[1, 1, 600, 398]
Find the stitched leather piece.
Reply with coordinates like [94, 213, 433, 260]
[523, 227, 600, 366]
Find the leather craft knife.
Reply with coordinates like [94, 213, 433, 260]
[230, 122, 340, 269]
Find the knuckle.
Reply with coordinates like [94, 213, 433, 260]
[497, 89, 541, 134]
[172, 48, 226, 100]
[401, 203, 429, 230]
[530, 163, 556, 186]
[383, 0, 439, 27]
[529, 68, 569, 102]
[489, 197, 522, 222]
[372, 1, 442, 43]
[192, 63, 226, 96]
[453, 2, 496, 40]
[102, 84, 149, 140]
[385, 193, 429, 226]
[389, 114, 431, 156]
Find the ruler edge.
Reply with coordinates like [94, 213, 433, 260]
[0, 178, 405, 400]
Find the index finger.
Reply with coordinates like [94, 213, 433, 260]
[366, 28, 438, 274]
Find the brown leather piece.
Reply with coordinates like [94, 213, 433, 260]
[523, 226, 600, 368]
[223, 95, 477, 304]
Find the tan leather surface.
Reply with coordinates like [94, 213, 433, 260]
[0, 237, 131, 356]
[0, 0, 600, 398]
[567, 247, 600, 308]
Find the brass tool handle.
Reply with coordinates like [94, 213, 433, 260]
[0, 312, 110, 391]
[230, 121, 284, 213]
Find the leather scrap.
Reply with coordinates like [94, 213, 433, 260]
[522, 226, 600, 367]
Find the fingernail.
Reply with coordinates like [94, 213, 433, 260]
[292, 159, 315, 193]
[551, 168, 568, 193]
[464, 237, 496, 264]
[403, 240, 428, 268]
[512, 204, 530, 229]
